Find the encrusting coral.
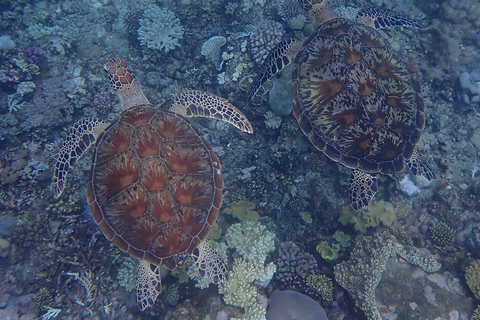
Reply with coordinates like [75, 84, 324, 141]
[334, 231, 441, 320]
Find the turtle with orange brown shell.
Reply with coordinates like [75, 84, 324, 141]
[52, 57, 252, 310]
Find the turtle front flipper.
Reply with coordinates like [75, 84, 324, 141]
[170, 90, 253, 133]
[247, 39, 302, 102]
[52, 118, 109, 198]
[406, 149, 436, 181]
[356, 6, 426, 30]
[350, 170, 378, 211]
[135, 260, 162, 311]
[192, 241, 228, 284]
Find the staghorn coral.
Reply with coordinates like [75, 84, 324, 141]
[334, 231, 441, 320]
[138, 5, 183, 52]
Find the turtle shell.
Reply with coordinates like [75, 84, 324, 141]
[292, 18, 424, 174]
[87, 104, 222, 270]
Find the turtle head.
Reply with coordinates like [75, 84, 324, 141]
[104, 57, 135, 91]
[299, 0, 324, 11]
[103, 57, 150, 110]
[299, 0, 335, 27]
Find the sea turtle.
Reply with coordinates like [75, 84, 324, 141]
[52, 57, 253, 310]
[248, 0, 435, 210]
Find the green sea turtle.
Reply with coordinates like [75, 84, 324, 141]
[249, 0, 435, 210]
[52, 57, 253, 310]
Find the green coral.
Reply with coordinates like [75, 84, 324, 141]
[466, 259, 480, 300]
[333, 230, 351, 248]
[316, 241, 340, 261]
[224, 200, 260, 222]
[299, 211, 313, 223]
[218, 258, 266, 320]
[430, 221, 455, 247]
[339, 201, 395, 232]
[306, 274, 334, 304]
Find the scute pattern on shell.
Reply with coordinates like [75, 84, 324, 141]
[292, 18, 424, 175]
[87, 105, 222, 270]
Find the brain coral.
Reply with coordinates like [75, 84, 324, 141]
[138, 6, 183, 52]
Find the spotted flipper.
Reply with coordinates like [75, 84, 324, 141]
[407, 149, 436, 181]
[192, 241, 228, 284]
[356, 6, 426, 30]
[52, 118, 108, 198]
[247, 39, 302, 102]
[170, 90, 253, 133]
[350, 170, 378, 211]
[135, 260, 161, 311]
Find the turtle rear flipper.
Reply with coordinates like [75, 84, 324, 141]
[356, 6, 426, 30]
[135, 260, 161, 311]
[350, 170, 378, 211]
[407, 149, 436, 181]
[192, 241, 228, 284]
[247, 39, 301, 103]
[52, 118, 108, 198]
[170, 90, 253, 133]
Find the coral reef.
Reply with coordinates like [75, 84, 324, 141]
[249, 20, 284, 65]
[466, 260, 480, 300]
[430, 221, 456, 247]
[225, 220, 276, 284]
[138, 5, 183, 52]
[224, 200, 260, 222]
[339, 201, 395, 233]
[305, 274, 334, 304]
[201, 36, 227, 71]
[218, 258, 266, 320]
[275, 241, 317, 292]
[334, 231, 441, 320]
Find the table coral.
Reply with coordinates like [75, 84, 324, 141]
[334, 231, 441, 320]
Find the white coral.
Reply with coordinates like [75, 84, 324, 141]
[138, 6, 183, 52]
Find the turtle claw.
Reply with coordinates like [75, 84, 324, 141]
[350, 170, 378, 211]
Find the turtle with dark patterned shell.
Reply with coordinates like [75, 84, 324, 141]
[52, 58, 252, 310]
[249, 0, 435, 210]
